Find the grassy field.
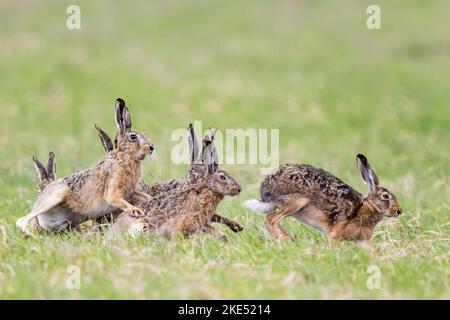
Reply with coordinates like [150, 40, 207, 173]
[0, 0, 449, 299]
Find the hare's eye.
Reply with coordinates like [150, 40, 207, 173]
[219, 174, 226, 181]
[129, 133, 138, 141]
[382, 193, 391, 200]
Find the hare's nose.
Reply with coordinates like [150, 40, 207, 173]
[236, 187, 241, 194]
[396, 209, 403, 215]
[149, 145, 155, 154]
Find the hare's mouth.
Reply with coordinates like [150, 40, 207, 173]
[386, 209, 403, 218]
[229, 186, 241, 196]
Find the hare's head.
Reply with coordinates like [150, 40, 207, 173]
[115, 98, 154, 161]
[186, 123, 241, 197]
[205, 169, 241, 197]
[356, 154, 403, 217]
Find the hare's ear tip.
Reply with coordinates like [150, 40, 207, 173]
[32, 155, 38, 161]
[188, 123, 193, 128]
[94, 123, 100, 130]
[116, 98, 125, 105]
[49, 152, 55, 157]
[356, 154, 367, 161]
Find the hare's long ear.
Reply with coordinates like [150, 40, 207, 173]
[202, 129, 219, 173]
[115, 98, 127, 134]
[122, 105, 132, 131]
[46, 152, 56, 181]
[202, 143, 214, 173]
[95, 124, 114, 153]
[187, 123, 199, 163]
[114, 133, 118, 149]
[356, 154, 379, 193]
[32, 155, 47, 182]
[209, 128, 218, 171]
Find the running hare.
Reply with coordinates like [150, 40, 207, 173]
[244, 155, 403, 242]
[109, 126, 241, 241]
[16, 98, 154, 237]
[95, 123, 243, 233]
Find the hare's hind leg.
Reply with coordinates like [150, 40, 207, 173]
[16, 184, 69, 238]
[265, 195, 309, 241]
[211, 214, 243, 232]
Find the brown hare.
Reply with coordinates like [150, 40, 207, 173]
[16, 98, 154, 238]
[244, 154, 403, 242]
[109, 126, 242, 241]
[94, 123, 243, 233]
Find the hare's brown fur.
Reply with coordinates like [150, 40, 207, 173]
[109, 126, 241, 241]
[94, 123, 243, 234]
[261, 163, 363, 223]
[60, 150, 142, 215]
[16, 99, 154, 238]
[247, 155, 403, 242]
[111, 168, 240, 241]
[144, 176, 242, 233]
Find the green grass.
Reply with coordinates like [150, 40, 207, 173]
[0, 0, 449, 299]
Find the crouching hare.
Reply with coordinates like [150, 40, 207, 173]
[109, 126, 241, 241]
[244, 154, 403, 242]
[16, 98, 154, 238]
[95, 123, 243, 233]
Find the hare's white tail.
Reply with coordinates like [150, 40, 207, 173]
[243, 199, 276, 215]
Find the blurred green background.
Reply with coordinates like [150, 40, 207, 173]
[0, 0, 448, 299]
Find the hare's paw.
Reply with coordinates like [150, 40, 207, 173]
[228, 221, 244, 233]
[16, 218, 37, 239]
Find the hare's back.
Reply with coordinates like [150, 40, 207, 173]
[261, 163, 362, 216]
[148, 179, 183, 197]
[140, 184, 194, 227]
[62, 169, 92, 196]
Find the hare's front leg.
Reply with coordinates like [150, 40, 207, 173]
[265, 195, 309, 241]
[132, 190, 152, 203]
[212, 214, 243, 232]
[203, 223, 228, 241]
[105, 180, 145, 217]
